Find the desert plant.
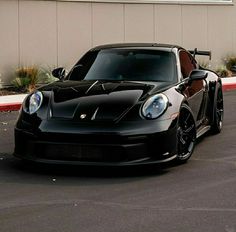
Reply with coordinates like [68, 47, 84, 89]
[225, 56, 236, 72]
[12, 66, 39, 92]
[215, 66, 232, 78]
[0, 75, 3, 89]
[38, 66, 58, 84]
[198, 60, 211, 69]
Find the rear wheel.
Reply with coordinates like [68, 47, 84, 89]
[176, 105, 196, 163]
[211, 87, 224, 134]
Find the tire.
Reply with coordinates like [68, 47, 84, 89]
[175, 104, 196, 164]
[211, 87, 224, 134]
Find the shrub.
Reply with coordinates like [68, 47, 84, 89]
[0, 74, 3, 89]
[225, 56, 236, 72]
[38, 66, 58, 84]
[12, 66, 39, 92]
[11, 65, 58, 93]
[215, 66, 232, 78]
[198, 60, 211, 69]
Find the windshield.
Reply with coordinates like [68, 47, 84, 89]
[68, 49, 177, 83]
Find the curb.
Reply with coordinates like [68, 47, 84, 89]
[0, 102, 22, 112]
[0, 94, 27, 112]
[0, 80, 236, 112]
[222, 83, 236, 91]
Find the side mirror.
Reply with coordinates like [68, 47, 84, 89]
[189, 69, 208, 82]
[52, 67, 66, 80]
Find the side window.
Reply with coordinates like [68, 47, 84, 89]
[179, 50, 197, 78]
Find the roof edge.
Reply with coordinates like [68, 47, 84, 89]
[90, 43, 182, 51]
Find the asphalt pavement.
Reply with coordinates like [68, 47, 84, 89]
[0, 91, 236, 232]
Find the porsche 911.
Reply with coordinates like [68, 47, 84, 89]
[14, 43, 223, 166]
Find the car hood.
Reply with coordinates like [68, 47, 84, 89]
[40, 80, 170, 122]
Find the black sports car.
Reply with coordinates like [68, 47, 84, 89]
[14, 43, 223, 166]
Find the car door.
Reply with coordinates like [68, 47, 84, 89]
[179, 50, 207, 127]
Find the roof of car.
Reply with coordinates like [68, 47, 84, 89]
[90, 43, 183, 51]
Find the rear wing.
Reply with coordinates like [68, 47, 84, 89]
[189, 48, 212, 60]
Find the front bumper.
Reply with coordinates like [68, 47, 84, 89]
[14, 118, 178, 166]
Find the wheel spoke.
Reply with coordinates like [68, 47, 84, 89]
[183, 124, 194, 133]
[180, 136, 186, 145]
[185, 112, 191, 122]
[217, 109, 223, 118]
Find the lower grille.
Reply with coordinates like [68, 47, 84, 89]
[35, 143, 127, 162]
[15, 129, 148, 163]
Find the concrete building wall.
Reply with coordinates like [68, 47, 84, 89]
[0, 0, 235, 85]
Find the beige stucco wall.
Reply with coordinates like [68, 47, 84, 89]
[0, 0, 235, 85]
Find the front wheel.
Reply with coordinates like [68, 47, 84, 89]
[176, 105, 196, 163]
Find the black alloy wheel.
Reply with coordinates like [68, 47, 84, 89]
[176, 105, 196, 163]
[211, 87, 224, 134]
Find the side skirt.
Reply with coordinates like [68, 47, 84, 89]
[196, 125, 211, 139]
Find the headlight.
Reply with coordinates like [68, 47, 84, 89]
[23, 91, 43, 114]
[141, 94, 168, 119]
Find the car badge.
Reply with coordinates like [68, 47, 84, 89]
[80, 114, 87, 119]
